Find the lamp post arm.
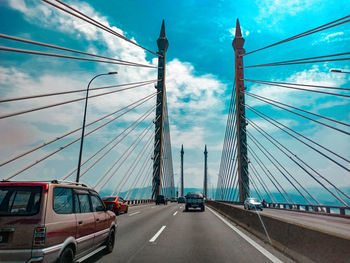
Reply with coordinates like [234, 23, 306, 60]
[76, 72, 117, 183]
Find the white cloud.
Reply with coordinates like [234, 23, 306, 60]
[254, 0, 323, 26]
[170, 126, 205, 150]
[324, 32, 344, 41]
[312, 30, 350, 45]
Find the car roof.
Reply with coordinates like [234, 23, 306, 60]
[0, 182, 49, 187]
[0, 181, 93, 191]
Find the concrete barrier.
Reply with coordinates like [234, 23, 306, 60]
[207, 201, 350, 263]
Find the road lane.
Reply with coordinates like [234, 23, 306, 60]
[85, 203, 293, 263]
[85, 203, 178, 263]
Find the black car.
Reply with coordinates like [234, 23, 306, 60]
[185, 192, 205, 212]
[156, 195, 167, 205]
[177, 196, 186, 203]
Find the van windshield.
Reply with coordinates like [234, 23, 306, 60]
[0, 186, 42, 216]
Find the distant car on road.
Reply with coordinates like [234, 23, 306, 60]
[102, 196, 128, 215]
[0, 180, 117, 263]
[156, 195, 167, 205]
[185, 192, 205, 212]
[244, 197, 263, 211]
[177, 196, 186, 203]
[170, 197, 177, 202]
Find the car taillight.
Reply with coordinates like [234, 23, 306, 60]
[33, 227, 46, 246]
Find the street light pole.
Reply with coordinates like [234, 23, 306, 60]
[76, 72, 118, 183]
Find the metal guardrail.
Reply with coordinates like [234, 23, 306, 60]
[216, 200, 350, 217]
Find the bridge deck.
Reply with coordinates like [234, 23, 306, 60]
[86, 203, 293, 263]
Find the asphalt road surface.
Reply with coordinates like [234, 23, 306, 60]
[85, 203, 294, 263]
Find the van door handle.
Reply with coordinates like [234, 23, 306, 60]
[96, 218, 100, 222]
[78, 221, 83, 225]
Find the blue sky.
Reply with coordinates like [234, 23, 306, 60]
[0, 0, 349, 197]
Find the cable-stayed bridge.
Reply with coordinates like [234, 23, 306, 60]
[0, 2, 349, 262]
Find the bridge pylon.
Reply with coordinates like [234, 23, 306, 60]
[152, 20, 169, 199]
[232, 19, 249, 202]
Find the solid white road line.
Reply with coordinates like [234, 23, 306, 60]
[76, 245, 106, 262]
[129, 211, 141, 216]
[207, 207, 283, 263]
[173, 211, 178, 216]
[151, 206, 157, 208]
[149, 226, 166, 242]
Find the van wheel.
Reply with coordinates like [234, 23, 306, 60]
[57, 247, 74, 263]
[104, 228, 115, 254]
[125, 207, 128, 213]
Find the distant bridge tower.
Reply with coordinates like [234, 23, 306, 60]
[232, 19, 249, 202]
[180, 144, 184, 197]
[203, 145, 208, 197]
[152, 20, 169, 199]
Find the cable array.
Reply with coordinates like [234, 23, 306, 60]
[216, 15, 350, 208]
[0, 1, 174, 203]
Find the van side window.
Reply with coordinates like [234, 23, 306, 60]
[54, 187, 73, 214]
[91, 195, 105, 212]
[76, 194, 92, 213]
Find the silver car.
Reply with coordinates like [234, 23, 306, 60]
[244, 197, 263, 211]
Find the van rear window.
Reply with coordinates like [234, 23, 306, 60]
[0, 186, 42, 216]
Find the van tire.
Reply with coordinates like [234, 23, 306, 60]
[57, 246, 74, 263]
[104, 228, 115, 254]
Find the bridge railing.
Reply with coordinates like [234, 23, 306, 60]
[215, 200, 350, 217]
[127, 199, 153, 205]
[266, 202, 350, 216]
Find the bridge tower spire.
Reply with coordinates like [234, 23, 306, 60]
[152, 20, 169, 199]
[232, 19, 249, 202]
[204, 145, 208, 197]
[180, 144, 184, 197]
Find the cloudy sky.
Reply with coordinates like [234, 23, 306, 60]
[0, 0, 349, 197]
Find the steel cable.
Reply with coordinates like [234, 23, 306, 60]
[243, 15, 350, 56]
[0, 46, 156, 68]
[244, 79, 350, 98]
[0, 81, 157, 120]
[247, 118, 350, 206]
[246, 105, 350, 171]
[0, 80, 157, 103]
[0, 92, 157, 168]
[43, 0, 160, 57]
[245, 91, 350, 127]
[4, 93, 157, 180]
[0, 34, 157, 68]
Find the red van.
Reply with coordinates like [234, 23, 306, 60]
[0, 181, 117, 263]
